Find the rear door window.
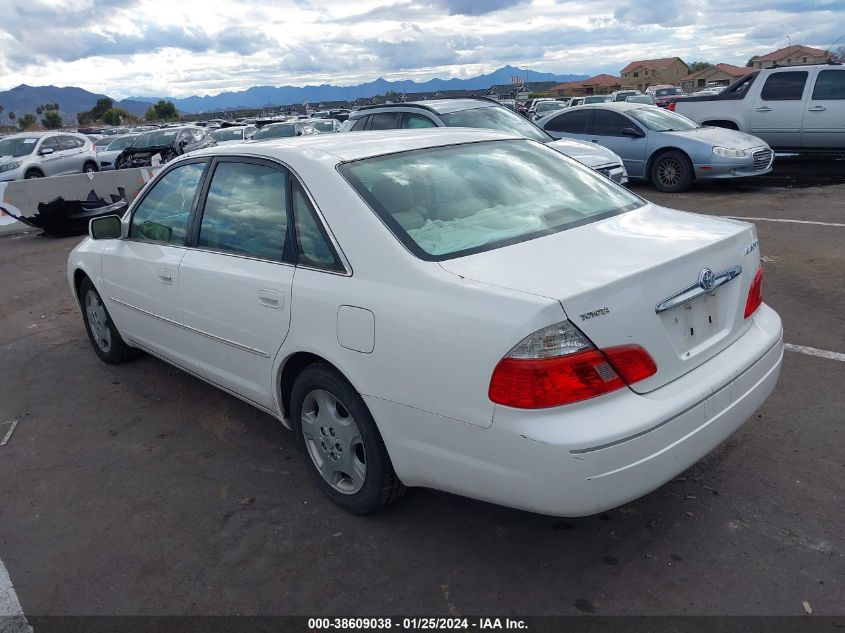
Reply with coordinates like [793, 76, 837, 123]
[811, 70, 845, 100]
[761, 71, 808, 101]
[58, 136, 78, 151]
[592, 111, 632, 136]
[545, 109, 592, 134]
[292, 181, 344, 271]
[351, 116, 370, 131]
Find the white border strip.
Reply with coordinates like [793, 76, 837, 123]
[1, 420, 18, 447]
[723, 216, 845, 228]
[0, 559, 32, 632]
[785, 343, 845, 362]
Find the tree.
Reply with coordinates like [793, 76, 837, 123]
[41, 110, 63, 129]
[102, 107, 129, 126]
[0, 105, 4, 126]
[89, 97, 114, 121]
[9, 112, 16, 126]
[834, 46, 845, 62]
[144, 100, 178, 122]
[746, 57, 756, 67]
[688, 61, 712, 73]
[17, 113, 36, 130]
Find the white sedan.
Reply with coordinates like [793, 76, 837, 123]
[67, 129, 783, 516]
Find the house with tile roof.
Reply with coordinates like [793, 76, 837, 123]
[620, 57, 689, 91]
[680, 63, 749, 93]
[552, 74, 621, 97]
[749, 44, 834, 69]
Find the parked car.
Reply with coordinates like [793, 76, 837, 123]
[114, 126, 215, 169]
[250, 121, 318, 141]
[673, 62, 845, 151]
[210, 126, 256, 145]
[570, 96, 612, 107]
[311, 119, 343, 133]
[343, 99, 628, 184]
[537, 102, 773, 192]
[626, 95, 656, 105]
[530, 99, 568, 120]
[0, 132, 99, 181]
[328, 109, 351, 122]
[131, 125, 159, 133]
[610, 90, 643, 102]
[645, 85, 684, 107]
[68, 128, 782, 516]
[96, 134, 139, 171]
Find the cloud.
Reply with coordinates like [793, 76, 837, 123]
[613, 0, 697, 27]
[430, 0, 529, 15]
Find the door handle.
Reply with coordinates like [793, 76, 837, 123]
[157, 268, 173, 285]
[807, 106, 827, 112]
[258, 289, 282, 309]
[755, 106, 772, 112]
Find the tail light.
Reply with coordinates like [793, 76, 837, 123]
[744, 266, 764, 318]
[489, 321, 656, 409]
[668, 102, 676, 111]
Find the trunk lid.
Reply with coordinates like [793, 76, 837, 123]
[439, 204, 760, 393]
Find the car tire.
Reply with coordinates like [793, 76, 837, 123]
[651, 151, 692, 193]
[291, 362, 405, 514]
[83, 161, 99, 174]
[24, 170, 43, 179]
[78, 277, 137, 364]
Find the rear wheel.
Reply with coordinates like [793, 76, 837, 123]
[651, 151, 692, 193]
[291, 362, 404, 514]
[79, 277, 137, 364]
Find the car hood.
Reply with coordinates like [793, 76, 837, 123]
[663, 126, 768, 150]
[0, 155, 19, 165]
[546, 137, 623, 167]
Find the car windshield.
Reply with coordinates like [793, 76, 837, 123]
[211, 128, 244, 141]
[535, 101, 567, 113]
[106, 136, 136, 151]
[252, 124, 296, 140]
[132, 130, 179, 148]
[312, 121, 336, 132]
[439, 106, 551, 143]
[656, 88, 683, 97]
[0, 137, 39, 157]
[94, 137, 113, 147]
[584, 96, 609, 103]
[340, 140, 643, 260]
[628, 107, 700, 131]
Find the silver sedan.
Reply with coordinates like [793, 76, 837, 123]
[536, 102, 774, 192]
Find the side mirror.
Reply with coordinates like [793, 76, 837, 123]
[622, 127, 644, 138]
[39, 148, 54, 155]
[89, 215, 122, 240]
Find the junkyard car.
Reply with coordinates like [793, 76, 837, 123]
[68, 129, 782, 516]
[538, 102, 774, 192]
[115, 127, 215, 169]
[96, 134, 138, 170]
[311, 119, 343, 133]
[211, 126, 256, 145]
[344, 99, 628, 184]
[0, 132, 99, 181]
[250, 121, 318, 140]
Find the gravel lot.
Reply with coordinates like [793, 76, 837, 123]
[0, 176, 842, 619]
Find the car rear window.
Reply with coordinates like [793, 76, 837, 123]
[339, 140, 643, 261]
[439, 106, 551, 142]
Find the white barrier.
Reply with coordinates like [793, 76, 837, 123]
[0, 168, 159, 237]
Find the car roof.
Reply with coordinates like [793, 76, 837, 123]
[356, 98, 500, 116]
[191, 128, 518, 163]
[580, 102, 654, 113]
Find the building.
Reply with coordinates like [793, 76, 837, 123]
[680, 63, 749, 93]
[748, 44, 834, 69]
[620, 57, 689, 91]
[552, 74, 621, 97]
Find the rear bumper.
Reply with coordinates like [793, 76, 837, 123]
[368, 304, 782, 516]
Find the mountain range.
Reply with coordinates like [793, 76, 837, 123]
[0, 66, 588, 122]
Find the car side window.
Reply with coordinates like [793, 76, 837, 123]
[73, 137, 86, 148]
[291, 180, 343, 272]
[39, 137, 60, 153]
[58, 136, 78, 151]
[812, 70, 845, 100]
[130, 162, 205, 244]
[402, 114, 436, 129]
[369, 113, 401, 130]
[592, 111, 632, 137]
[198, 161, 289, 262]
[761, 71, 808, 101]
[351, 116, 370, 131]
[545, 109, 591, 134]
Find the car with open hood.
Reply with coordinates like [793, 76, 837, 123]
[114, 126, 215, 169]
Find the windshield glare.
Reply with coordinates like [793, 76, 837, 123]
[340, 140, 642, 260]
[628, 107, 700, 131]
[106, 136, 136, 151]
[252, 124, 295, 140]
[0, 137, 39, 157]
[132, 130, 179, 148]
[440, 106, 551, 143]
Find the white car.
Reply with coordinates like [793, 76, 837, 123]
[210, 126, 256, 145]
[67, 129, 783, 516]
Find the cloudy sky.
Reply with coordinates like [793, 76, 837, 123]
[0, 0, 843, 98]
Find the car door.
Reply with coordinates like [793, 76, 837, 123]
[34, 136, 62, 176]
[176, 158, 295, 408]
[802, 68, 845, 150]
[542, 108, 593, 141]
[100, 160, 208, 371]
[57, 135, 84, 174]
[587, 110, 648, 178]
[750, 70, 810, 148]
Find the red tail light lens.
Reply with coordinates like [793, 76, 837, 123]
[489, 322, 657, 409]
[744, 266, 764, 318]
[668, 102, 676, 111]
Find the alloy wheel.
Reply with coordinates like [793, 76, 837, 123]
[84, 290, 112, 353]
[657, 158, 682, 187]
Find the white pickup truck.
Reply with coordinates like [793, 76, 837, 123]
[673, 62, 844, 151]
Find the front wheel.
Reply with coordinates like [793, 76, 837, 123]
[79, 277, 137, 364]
[651, 151, 692, 193]
[83, 161, 98, 174]
[291, 363, 404, 514]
